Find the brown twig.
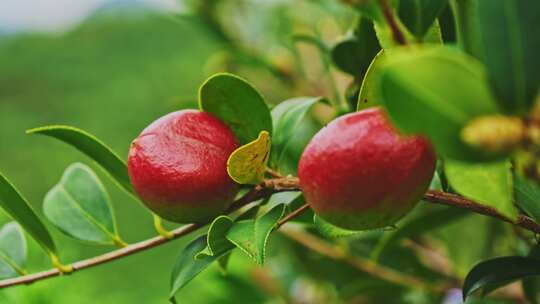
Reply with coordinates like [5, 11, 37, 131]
[265, 168, 283, 179]
[277, 203, 310, 228]
[267, 181, 540, 234]
[0, 223, 201, 289]
[0, 177, 300, 290]
[3, 175, 540, 290]
[379, 0, 407, 45]
[227, 177, 300, 211]
[424, 190, 540, 234]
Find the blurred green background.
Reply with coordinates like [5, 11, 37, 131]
[0, 1, 525, 303]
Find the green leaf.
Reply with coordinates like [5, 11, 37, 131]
[271, 97, 324, 168]
[463, 256, 540, 300]
[196, 215, 234, 259]
[331, 17, 380, 76]
[421, 19, 444, 44]
[236, 204, 260, 221]
[216, 252, 232, 274]
[514, 175, 540, 224]
[357, 50, 386, 110]
[226, 204, 286, 264]
[198, 73, 272, 144]
[438, 3, 456, 43]
[477, 0, 540, 115]
[226, 220, 256, 261]
[375, 18, 442, 48]
[521, 277, 540, 304]
[227, 131, 271, 185]
[522, 244, 540, 304]
[26, 125, 133, 195]
[278, 118, 321, 176]
[445, 160, 517, 221]
[281, 194, 313, 225]
[398, 0, 448, 39]
[253, 203, 286, 264]
[523, 276, 539, 304]
[331, 38, 370, 76]
[373, 10, 444, 49]
[450, 0, 483, 58]
[430, 171, 443, 190]
[378, 46, 500, 160]
[373, 22, 396, 50]
[169, 236, 232, 301]
[0, 172, 56, 254]
[0, 222, 27, 278]
[43, 163, 122, 245]
[313, 215, 362, 239]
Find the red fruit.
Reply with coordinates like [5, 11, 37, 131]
[298, 107, 436, 230]
[128, 110, 240, 223]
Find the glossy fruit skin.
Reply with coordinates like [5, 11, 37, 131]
[298, 107, 436, 230]
[128, 110, 240, 223]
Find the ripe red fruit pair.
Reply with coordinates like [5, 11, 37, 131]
[128, 107, 436, 230]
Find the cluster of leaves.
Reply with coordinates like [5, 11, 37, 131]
[0, 0, 539, 303]
[192, 0, 539, 301]
[0, 70, 328, 301]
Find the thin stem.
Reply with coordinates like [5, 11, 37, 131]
[265, 167, 283, 179]
[153, 214, 174, 239]
[49, 252, 73, 274]
[424, 190, 540, 234]
[277, 203, 310, 228]
[379, 0, 407, 45]
[0, 177, 300, 290]
[111, 236, 128, 248]
[2, 175, 540, 290]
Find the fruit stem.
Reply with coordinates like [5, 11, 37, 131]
[112, 236, 128, 248]
[265, 167, 283, 178]
[276, 203, 310, 228]
[49, 252, 73, 274]
[4, 178, 540, 290]
[153, 214, 174, 239]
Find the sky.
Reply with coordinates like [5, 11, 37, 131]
[0, 0, 183, 33]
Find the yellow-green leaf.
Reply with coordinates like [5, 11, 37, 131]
[227, 131, 271, 185]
